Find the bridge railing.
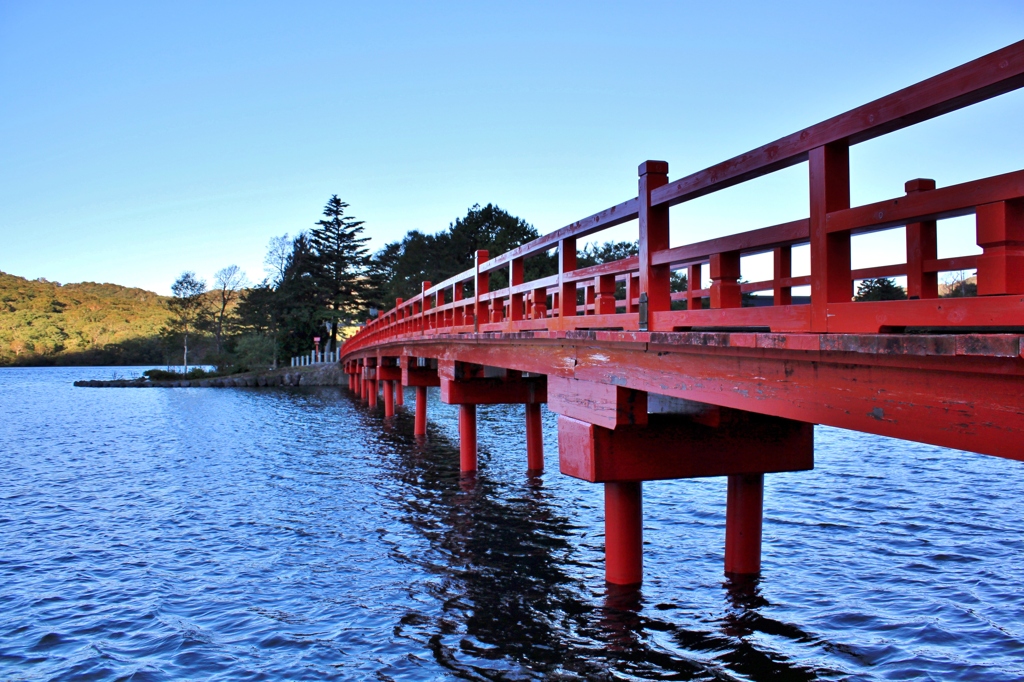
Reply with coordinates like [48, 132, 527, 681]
[345, 40, 1024, 354]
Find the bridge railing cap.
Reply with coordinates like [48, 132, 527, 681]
[639, 160, 669, 176]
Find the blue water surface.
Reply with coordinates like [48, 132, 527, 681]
[1, 366, 1022, 680]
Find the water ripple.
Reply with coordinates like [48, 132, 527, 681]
[1, 367, 1023, 680]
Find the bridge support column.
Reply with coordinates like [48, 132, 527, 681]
[368, 376, 378, 408]
[459, 404, 477, 473]
[415, 386, 427, 436]
[403, 357, 439, 436]
[439, 362, 547, 474]
[552, 378, 812, 585]
[526, 402, 544, 472]
[605, 480, 643, 586]
[725, 473, 764, 577]
[378, 363, 402, 418]
[383, 380, 395, 417]
[396, 384, 404, 406]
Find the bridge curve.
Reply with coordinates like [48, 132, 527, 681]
[342, 41, 1024, 586]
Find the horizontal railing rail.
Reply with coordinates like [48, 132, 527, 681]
[343, 40, 1024, 355]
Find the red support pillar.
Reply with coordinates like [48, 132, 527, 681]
[525, 402, 544, 472]
[724, 473, 764, 577]
[395, 383, 404, 406]
[383, 380, 395, 417]
[414, 386, 427, 436]
[459, 403, 477, 473]
[605, 481, 643, 586]
[368, 378, 378, 407]
[361, 376, 368, 403]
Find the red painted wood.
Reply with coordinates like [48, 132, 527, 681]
[905, 179, 939, 300]
[383, 380, 395, 417]
[653, 219, 810, 268]
[810, 143, 852, 331]
[828, 169, 1024, 236]
[547, 376, 647, 430]
[559, 238, 577, 319]
[459, 403, 477, 473]
[710, 251, 741, 309]
[557, 414, 812, 483]
[652, 40, 1024, 209]
[605, 481, 643, 585]
[440, 376, 546, 405]
[774, 246, 792, 306]
[725, 474, 763, 576]
[639, 161, 671, 318]
[414, 386, 427, 436]
[396, 382, 404, 406]
[977, 199, 1024, 295]
[526, 402, 544, 472]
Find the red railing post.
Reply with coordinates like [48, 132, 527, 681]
[976, 199, 1024, 295]
[809, 143, 851, 331]
[474, 250, 489, 331]
[510, 257, 525, 322]
[559, 238, 577, 318]
[905, 179, 939, 299]
[638, 160, 670, 329]
[420, 281, 431, 333]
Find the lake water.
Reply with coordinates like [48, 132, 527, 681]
[1, 366, 1022, 681]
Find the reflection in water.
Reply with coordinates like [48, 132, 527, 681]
[373, 392, 827, 680]
[2, 369, 1023, 680]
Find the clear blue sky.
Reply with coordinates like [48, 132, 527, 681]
[2, 1, 1022, 294]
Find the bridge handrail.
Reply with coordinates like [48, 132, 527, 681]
[345, 40, 1024, 355]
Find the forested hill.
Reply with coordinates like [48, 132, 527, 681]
[0, 271, 171, 366]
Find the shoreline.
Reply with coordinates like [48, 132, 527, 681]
[74, 363, 346, 388]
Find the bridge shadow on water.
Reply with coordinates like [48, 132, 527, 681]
[343, 387, 827, 681]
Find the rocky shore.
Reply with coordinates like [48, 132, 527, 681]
[74, 363, 346, 388]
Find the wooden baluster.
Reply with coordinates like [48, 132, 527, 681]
[510, 257, 525, 322]
[710, 251, 742, 308]
[595, 275, 616, 315]
[976, 199, 1024, 295]
[687, 263, 702, 311]
[532, 286, 548, 319]
[627, 273, 640, 313]
[773, 247, 792, 306]
[559, 238, 577, 318]
[474, 250, 489, 331]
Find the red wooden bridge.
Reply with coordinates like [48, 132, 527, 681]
[342, 42, 1024, 586]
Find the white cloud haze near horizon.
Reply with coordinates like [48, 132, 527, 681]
[1, 1, 1022, 295]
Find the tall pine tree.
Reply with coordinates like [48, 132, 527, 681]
[310, 196, 372, 351]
